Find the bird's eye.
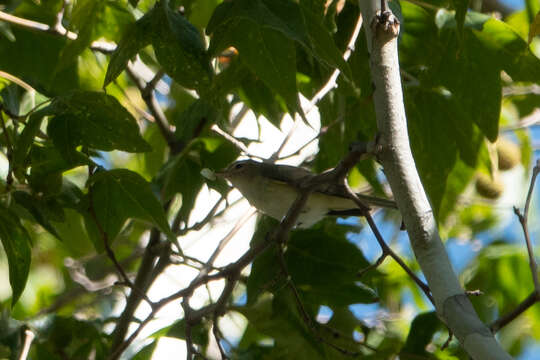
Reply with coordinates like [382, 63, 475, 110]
[234, 163, 244, 170]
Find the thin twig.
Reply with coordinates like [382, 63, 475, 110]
[270, 14, 363, 161]
[341, 178, 435, 304]
[0, 10, 115, 53]
[277, 116, 342, 160]
[17, 328, 35, 360]
[490, 291, 540, 333]
[230, 104, 249, 129]
[210, 124, 263, 160]
[364, 211, 434, 305]
[0, 70, 36, 94]
[176, 196, 226, 235]
[306, 14, 363, 113]
[126, 63, 176, 147]
[206, 208, 256, 267]
[212, 314, 229, 360]
[357, 252, 387, 278]
[515, 159, 540, 291]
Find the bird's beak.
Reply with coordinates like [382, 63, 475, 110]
[214, 170, 228, 179]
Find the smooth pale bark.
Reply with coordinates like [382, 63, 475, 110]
[357, 1, 512, 358]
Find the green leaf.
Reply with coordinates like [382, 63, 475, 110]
[0, 26, 78, 95]
[12, 191, 64, 240]
[173, 99, 218, 142]
[29, 144, 91, 176]
[88, 169, 174, 242]
[246, 216, 282, 304]
[208, 0, 351, 78]
[238, 291, 330, 359]
[0, 205, 32, 306]
[103, 9, 154, 87]
[142, 123, 169, 179]
[286, 223, 377, 306]
[406, 89, 458, 218]
[51, 208, 97, 256]
[473, 18, 540, 84]
[248, 220, 377, 307]
[297, 2, 351, 79]
[166, 319, 210, 346]
[438, 160, 475, 224]
[132, 341, 157, 360]
[12, 106, 54, 180]
[151, 2, 212, 91]
[156, 136, 238, 210]
[450, 0, 469, 38]
[56, 0, 106, 71]
[207, 0, 302, 117]
[95, 2, 135, 43]
[400, 311, 441, 357]
[529, 10, 540, 43]
[47, 91, 151, 157]
[25, 144, 91, 196]
[238, 70, 286, 127]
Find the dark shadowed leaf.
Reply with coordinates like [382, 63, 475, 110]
[400, 311, 441, 357]
[406, 89, 458, 218]
[47, 91, 151, 159]
[0, 28, 78, 95]
[237, 292, 326, 360]
[286, 223, 377, 306]
[151, 2, 212, 91]
[450, 0, 469, 38]
[248, 219, 377, 307]
[0, 205, 31, 306]
[103, 9, 154, 87]
[12, 106, 54, 180]
[56, 0, 106, 71]
[12, 191, 64, 240]
[88, 169, 174, 242]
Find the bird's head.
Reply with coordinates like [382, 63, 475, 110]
[216, 160, 263, 190]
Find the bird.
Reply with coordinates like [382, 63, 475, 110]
[216, 159, 396, 228]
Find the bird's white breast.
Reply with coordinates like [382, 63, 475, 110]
[236, 177, 357, 228]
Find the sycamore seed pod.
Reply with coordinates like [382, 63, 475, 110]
[496, 139, 521, 171]
[475, 173, 504, 199]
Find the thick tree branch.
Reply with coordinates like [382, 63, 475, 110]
[357, 1, 511, 358]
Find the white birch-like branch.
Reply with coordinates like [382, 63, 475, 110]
[357, 1, 512, 358]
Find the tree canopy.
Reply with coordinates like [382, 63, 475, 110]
[0, 0, 539, 359]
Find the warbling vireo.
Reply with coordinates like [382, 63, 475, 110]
[216, 160, 396, 228]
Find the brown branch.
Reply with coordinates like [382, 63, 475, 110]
[515, 159, 540, 292]
[175, 196, 226, 235]
[490, 291, 540, 333]
[212, 314, 229, 360]
[126, 64, 176, 148]
[210, 124, 264, 160]
[87, 189, 155, 308]
[0, 10, 115, 53]
[488, 160, 540, 333]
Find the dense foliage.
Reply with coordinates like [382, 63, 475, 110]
[0, 0, 539, 359]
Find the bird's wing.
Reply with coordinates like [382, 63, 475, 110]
[258, 162, 313, 184]
[259, 162, 397, 209]
[317, 182, 398, 209]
